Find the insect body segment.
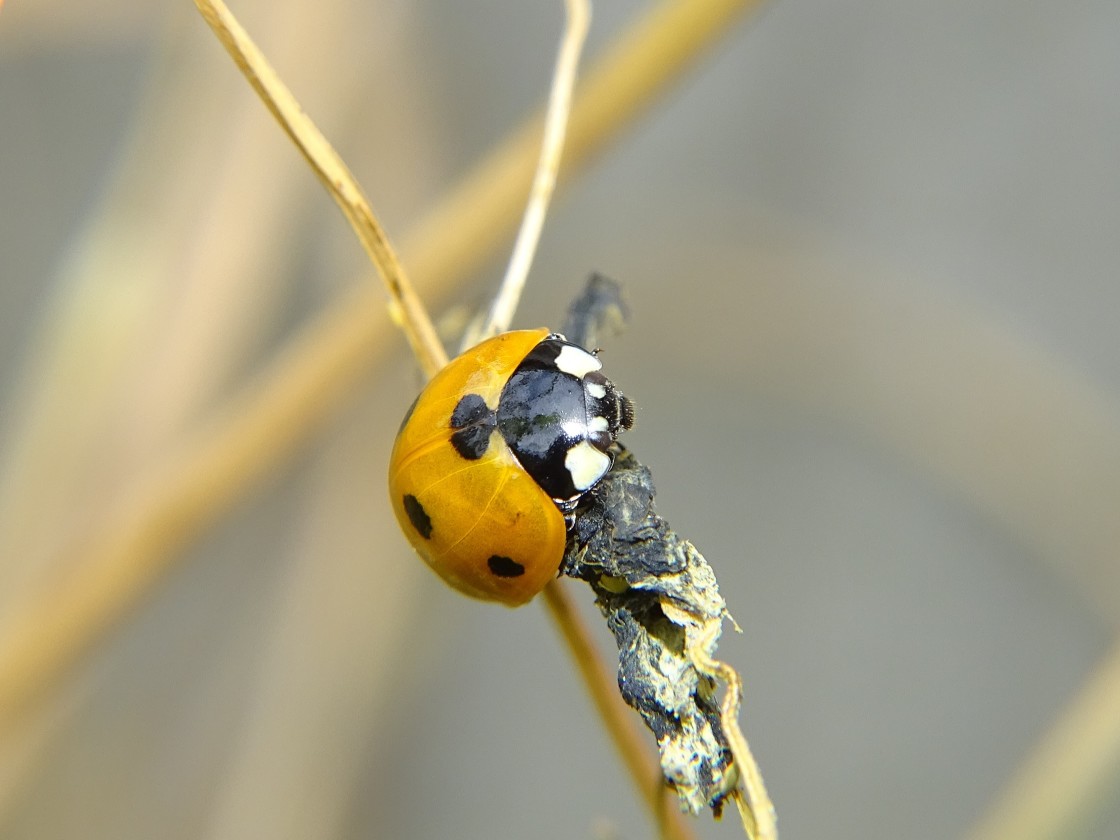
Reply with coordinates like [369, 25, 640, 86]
[497, 337, 634, 515]
[389, 328, 634, 606]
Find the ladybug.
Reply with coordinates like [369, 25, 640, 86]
[389, 328, 635, 606]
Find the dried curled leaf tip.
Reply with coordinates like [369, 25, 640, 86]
[562, 448, 776, 837]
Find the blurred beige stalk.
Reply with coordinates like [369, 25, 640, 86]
[0, 0, 331, 616]
[200, 386, 428, 840]
[967, 635, 1120, 840]
[0, 0, 439, 827]
[0, 0, 156, 51]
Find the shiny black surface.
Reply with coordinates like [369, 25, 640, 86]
[497, 338, 631, 502]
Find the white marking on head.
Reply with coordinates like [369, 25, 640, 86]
[585, 381, 607, 399]
[588, 416, 609, 433]
[565, 441, 611, 491]
[554, 344, 602, 379]
[561, 420, 586, 438]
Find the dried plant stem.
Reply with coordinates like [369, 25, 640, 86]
[965, 636, 1120, 840]
[706, 658, 775, 840]
[542, 581, 697, 840]
[662, 601, 777, 840]
[194, 0, 447, 376]
[0, 289, 391, 732]
[401, 0, 767, 304]
[477, 0, 590, 344]
[0, 0, 764, 753]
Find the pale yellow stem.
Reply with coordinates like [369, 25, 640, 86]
[477, 0, 591, 345]
[542, 581, 699, 840]
[194, 0, 448, 375]
[966, 637, 1120, 840]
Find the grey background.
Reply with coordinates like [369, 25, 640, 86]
[1, 1, 1118, 838]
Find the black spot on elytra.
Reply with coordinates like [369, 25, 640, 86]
[450, 426, 492, 460]
[402, 494, 432, 540]
[487, 555, 525, 578]
[450, 393, 489, 428]
[449, 393, 495, 460]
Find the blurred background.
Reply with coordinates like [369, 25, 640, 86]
[2, 0, 1119, 838]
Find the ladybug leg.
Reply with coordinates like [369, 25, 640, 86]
[555, 496, 580, 529]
